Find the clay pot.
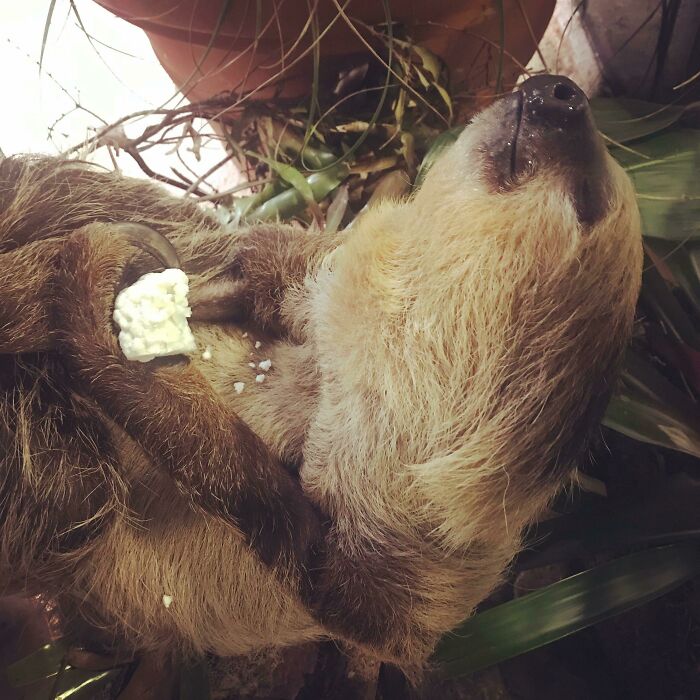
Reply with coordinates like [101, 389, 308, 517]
[94, 0, 554, 104]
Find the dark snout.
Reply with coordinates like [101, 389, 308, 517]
[486, 74, 610, 224]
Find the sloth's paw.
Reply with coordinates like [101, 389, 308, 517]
[54, 223, 179, 377]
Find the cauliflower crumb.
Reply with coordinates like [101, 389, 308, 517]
[113, 268, 196, 362]
[248, 362, 256, 368]
[258, 359, 272, 372]
[234, 382, 245, 394]
[255, 374, 266, 384]
[254, 340, 262, 349]
[202, 346, 212, 360]
[162, 594, 173, 608]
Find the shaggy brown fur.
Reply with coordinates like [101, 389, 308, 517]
[0, 77, 643, 674]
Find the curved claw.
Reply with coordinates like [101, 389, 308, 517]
[112, 222, 181, 269]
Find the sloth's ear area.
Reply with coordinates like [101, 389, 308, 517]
[54, 224, 322, 570]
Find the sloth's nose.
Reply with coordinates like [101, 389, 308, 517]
[513, 74, 608, 224]
[518, 74, 589, 128]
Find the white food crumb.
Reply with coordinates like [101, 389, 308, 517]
[255, 374, 266, 383]
[162, 594, 173, 608]
[258, 359, 272, 372]
[254, 340, 262, 349]
[234, 382, 245, 394]
[113, 269, 196, 362]
[242, 332, 248, 338]
[248, 362, 256, 368]
[202, 346, 212, 360]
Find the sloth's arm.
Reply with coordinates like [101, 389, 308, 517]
[191, 225, 343, 336]
[54, 224, 321, 569]
[0, 239, 63, 353]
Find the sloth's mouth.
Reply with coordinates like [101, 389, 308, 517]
[483, 74, 610, 225]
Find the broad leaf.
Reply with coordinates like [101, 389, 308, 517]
[592, 98, 684, 143]
[610, 130, 700, 240]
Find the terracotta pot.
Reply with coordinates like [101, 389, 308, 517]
[95, 0, 554, 104]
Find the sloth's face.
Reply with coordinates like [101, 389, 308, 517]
[414, 74, 638, 248]
[470, 74, 610, 226]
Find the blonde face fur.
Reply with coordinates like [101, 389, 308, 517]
[0, 75, 642, 674]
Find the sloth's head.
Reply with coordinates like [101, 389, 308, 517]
[314, 75, 642, 548]
[413, 73, 640, 255]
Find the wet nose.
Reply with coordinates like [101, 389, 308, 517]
[518, 74, 589, 129]
[513, 74, 609, 224]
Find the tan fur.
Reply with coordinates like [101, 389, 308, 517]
[0, 96, 642, 674]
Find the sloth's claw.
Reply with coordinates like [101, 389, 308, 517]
[112, 222, 181, 270]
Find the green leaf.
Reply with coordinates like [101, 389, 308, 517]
[5, 639, 68, 688]
[245, 164, 349, 221]
[645, 238, 700, 314]
[603, 390, 700, 459]
[250, 154, 315, 205]
[610, 130, 700, 240]
[51, 667, 122, 700]
[414, 126, 464, 190]
[435, 543, 700, 677]
[591, 98, 684, 143]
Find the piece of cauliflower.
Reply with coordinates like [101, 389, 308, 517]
[113, 268, 197, 362]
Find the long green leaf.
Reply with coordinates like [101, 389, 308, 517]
[51, 667, 122, 700]
[435, 543, 700, 677]
[591, 98, 684, 143]
[603, 391, 700, 459]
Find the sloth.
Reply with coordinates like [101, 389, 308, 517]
[0, 75, 642, 674]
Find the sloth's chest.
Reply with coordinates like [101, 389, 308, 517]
[190, 323, 319, 464]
